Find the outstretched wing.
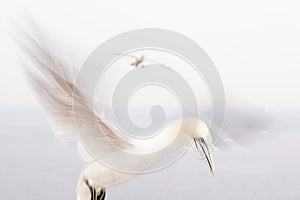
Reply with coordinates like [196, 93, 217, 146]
[109, 53, 165, 66]
[12, 25, 132, 162]
[108, 53, 138, 60]
[206, 107, 274, 149]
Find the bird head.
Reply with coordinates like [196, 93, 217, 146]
[180, 118, 214, 173]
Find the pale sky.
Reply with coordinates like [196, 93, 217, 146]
[0, 1, 300, 199]
[0, 0, 299, 111]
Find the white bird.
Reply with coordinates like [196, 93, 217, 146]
[129, 54, 145, 67]
[12, 29, 215, 200]
[110, 53, 166, 68]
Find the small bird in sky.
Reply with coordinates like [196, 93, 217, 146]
[129, 54, 145, 67]
[111, 53, 165, 68]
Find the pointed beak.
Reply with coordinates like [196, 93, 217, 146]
[194, 138, 214, 174]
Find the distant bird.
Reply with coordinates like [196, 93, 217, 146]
[13, 30, 215, 200]
[111, 53, 166, 68]
[129, 54, 145, 67]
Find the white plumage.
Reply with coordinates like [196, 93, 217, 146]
[12, 26, 215, 200]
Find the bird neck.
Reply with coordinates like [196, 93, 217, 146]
[129, 119, 192, 155]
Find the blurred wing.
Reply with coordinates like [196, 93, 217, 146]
[109, 53, 138, 59]
[12, 25, 132, 162]
[108, 53, 166, 67]
[208, 107, 274, 149]
[143, 58, 164, 65]
[126, 54, 139, 59]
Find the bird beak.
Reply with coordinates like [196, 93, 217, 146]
[194, 138, 214, 174]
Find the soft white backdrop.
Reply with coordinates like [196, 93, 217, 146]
[0, 0, 299, 199]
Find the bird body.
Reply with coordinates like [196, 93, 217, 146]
[75, 117, 212, 200]
[13, 29, 214, 200]
[76, 119, 211, 199]
[131, 55, 144, 67]
[76, 161, 133, 200]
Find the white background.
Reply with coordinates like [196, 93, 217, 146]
[0, 0, 299, 199]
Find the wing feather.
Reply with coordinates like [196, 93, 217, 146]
[12, 25, 131, 162]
